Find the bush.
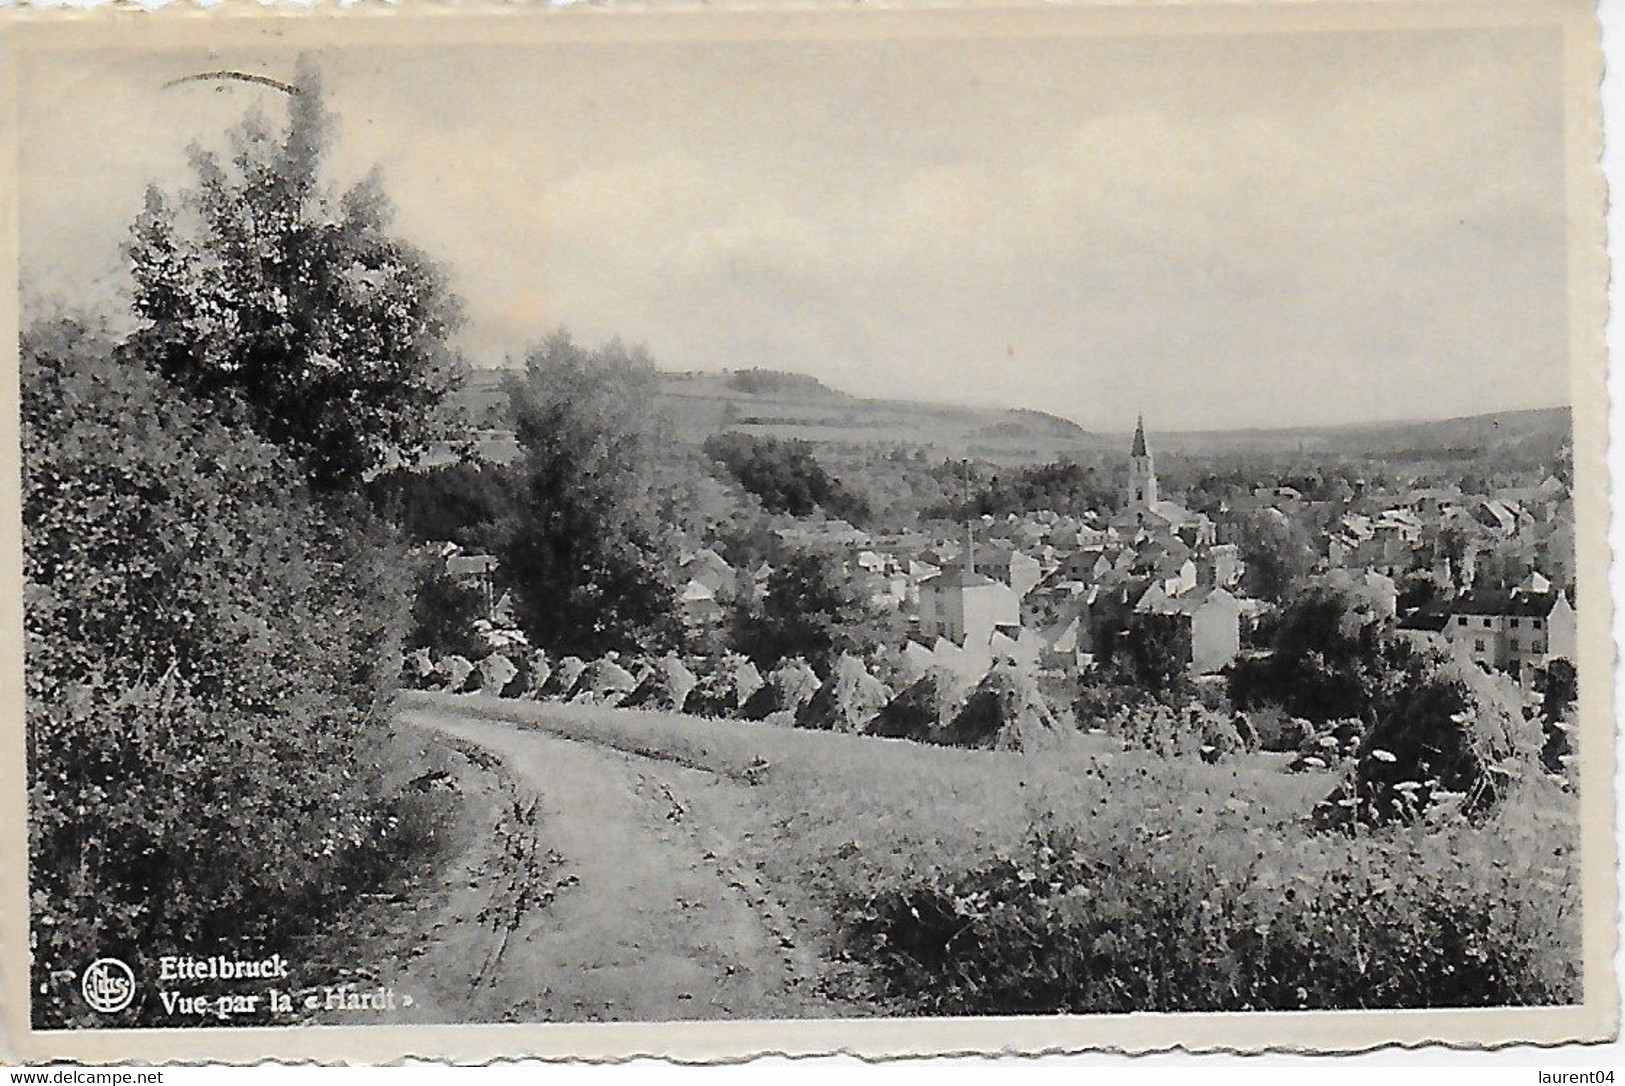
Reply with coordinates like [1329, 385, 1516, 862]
[1317, 652, 1543, 828]
[850, 780, 1578, 1014]
[405, 560, 489, 661]
[703, 432, 871, 524]
[23, 321, 412, 1027]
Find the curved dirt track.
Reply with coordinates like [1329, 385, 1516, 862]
[378, 702, 837, 1023]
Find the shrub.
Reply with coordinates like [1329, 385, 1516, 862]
[850, 778, 1578, 1014]
[703, 432, 871, 524]
[1317, 651, 1544, 828]
[23, 320, 412, 1027]
[405, 559, 489, 661]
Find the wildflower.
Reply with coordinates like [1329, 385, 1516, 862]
[1371, 749, 1397, 763]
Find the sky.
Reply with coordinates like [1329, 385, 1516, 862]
[17, 20, 1570, 431]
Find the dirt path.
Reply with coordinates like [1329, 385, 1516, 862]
[370, 703, 835, 1023]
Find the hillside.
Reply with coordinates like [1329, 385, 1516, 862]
[459, 366, 1569, 467]
[460, 366, 1104, 464]
[1139, 406, 1572, 460]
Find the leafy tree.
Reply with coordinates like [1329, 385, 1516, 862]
[704, 432, 871, 523]
[405, 561, 489, 660]
[499, 330, 679, 657]
[1233, 509, 1317, 603]
[1229, 586, 1410, 724]
[1121, 617, 1192, 698]
[123, 59, 466, 491]
[368, 462, 515, 554]
[730, 548, 894, 673]
[1536, 657, 1579, 775]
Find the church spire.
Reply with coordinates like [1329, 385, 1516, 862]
[1127, 415, 1158, 509]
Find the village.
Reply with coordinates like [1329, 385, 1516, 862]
[18, 18, 1598, 1040]
[418, 408, 1578, 744]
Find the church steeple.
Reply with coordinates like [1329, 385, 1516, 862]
[1127, 415, 1158, 509]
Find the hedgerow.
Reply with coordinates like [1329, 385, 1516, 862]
[24, 320, 414, 1027]
[846, 766, 1578, 1014]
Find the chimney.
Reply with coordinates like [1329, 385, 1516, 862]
[962, 458, 975, 575]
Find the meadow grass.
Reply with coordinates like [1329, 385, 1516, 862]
[406, 692, 1580, 1014]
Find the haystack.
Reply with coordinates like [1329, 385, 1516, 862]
[621, 654, 699, 713]
[540, 655, 586, 699]
[867, 667, 967, 742]
[473, 651, 518, 697]
[568, 657, 639, 705]
[1314, 654, 1540, 828]
[740, 657, 821, 722]
[797, 654, 892, 732]
[895, 641, 938, 686]
[686, 655, 764, 718]
[519, 651, 553, 699]
[938, 659, 1067, 751]
[402, 647, 436, 690]
[436, 654, 474, 694]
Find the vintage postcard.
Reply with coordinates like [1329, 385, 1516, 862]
[0, 0, 1614, 1063]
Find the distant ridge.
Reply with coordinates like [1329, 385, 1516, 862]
[1137, 406, 1571, 457]
[460, 365, 1104, 464]
[458, 365, 1567, 464]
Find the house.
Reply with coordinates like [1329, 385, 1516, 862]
[1404, 487, 1466, 520]
[1201, 543, 1245, 589]
[1130, 538, 1198, 598]
[1132, 585, 1244, 675]
[1397, 607, 1451, 650]
[916, 566, 1021, 657]
[1470, 499, 1522, 537]
[444, 551, 498, 616]
[1442, 575, 1577, 685]
[678, 579, 725, 628]
[680, 547, 737, 596]
[971, 543, 1045, 598]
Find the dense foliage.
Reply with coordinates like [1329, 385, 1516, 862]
[853, 782, 1575, 1013]
[500, 331, 680, 657]
[124, 61, 466, 491]
[1229, 586, 1410, 724]
[703, 432, 871, 524]
[24, 321, 413, 1026]
[940, 459, 1122, 520]
[369, 462, 515, 554]
[728, 548, 900, 673]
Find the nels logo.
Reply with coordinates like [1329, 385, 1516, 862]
[81, 958, 136, 1014]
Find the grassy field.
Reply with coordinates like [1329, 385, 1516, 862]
[405, 692, 1581, 1015]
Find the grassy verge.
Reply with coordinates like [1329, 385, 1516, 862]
[407, 692, 1581, 1013]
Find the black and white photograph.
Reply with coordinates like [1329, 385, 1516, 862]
[1, 0, 1614, 1062]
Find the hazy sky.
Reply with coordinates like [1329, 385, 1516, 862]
[19, 22, 1569, 430]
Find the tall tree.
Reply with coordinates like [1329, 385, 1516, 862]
[1234, 508, 1317, 602]
[123, 59, 466, 491]
[499, 330, 679, 657]
[730, 547, 899, 673]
